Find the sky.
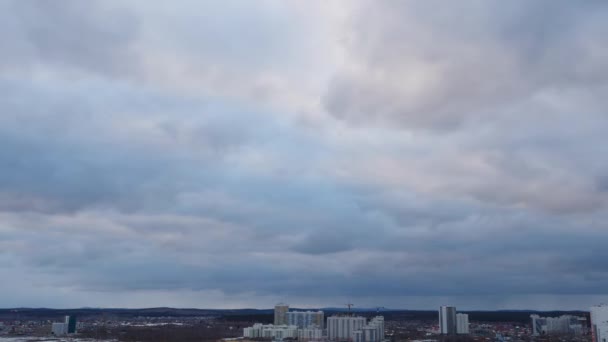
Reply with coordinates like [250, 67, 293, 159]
[1, 0, 608, 311]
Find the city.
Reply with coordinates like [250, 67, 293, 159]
[0, 303, 606, 341]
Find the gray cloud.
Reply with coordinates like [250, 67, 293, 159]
[324, 0, 608, 130]
[0, 0, 607, 310]
[0, 0, 139, 76]
[291, 230, 356, 255]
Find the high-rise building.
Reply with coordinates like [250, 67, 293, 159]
[356, 316, 385, 342]
[274, 303, 289, 326]
[456, 313, 469, 334]
[51, 316, 77, 336]
[327, 315, 367, 341]
[66, 315, 77, 334]
[286, 311, 324, 329]
[531, 314, 585, 336]
[531, 314, 546, 336]
[244, 323, 298, 340]
[439, 306, 457, 335]
[298, 327, 324, 341]
[591, 305, 608, 342]
[370, 316, 385, 341]
[52, 322, 67, 336]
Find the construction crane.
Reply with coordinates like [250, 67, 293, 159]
[345, 303, 354, 315]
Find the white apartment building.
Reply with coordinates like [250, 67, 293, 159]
[327, 316, 367, 341]
[591, 305, 608, 342]
[298, 327, 324, 341]
[352, 316, 385, 342]
[439, 306, 457, 335]
[531, 314, 585, 336]
[243, 323, 298, 340]
[287, 310, 325, 329]
[456, 313, 469, 334]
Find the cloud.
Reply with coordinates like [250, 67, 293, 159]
[323, 0, 608, 130]
[0, 0, 139, 76]
[0, 0, 608, 310]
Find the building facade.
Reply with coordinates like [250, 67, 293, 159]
[244, 324, 298, 340]
[274, 303, 289, 326]
[286, 311, 324, 329]
[66, 315, 77, 334]
[353, 316, 385, 342]
[51, 316, 77, 336]
[298, 327, 324, 341]
[591, 305, 608, 342]
[456, 313, 469, 334]
[531, 314, 545, 336]
[52, 322, 67, 336]
[327, 316, 367, 341]
[439, 306, 457, 335]
[531, 314, 585, 336]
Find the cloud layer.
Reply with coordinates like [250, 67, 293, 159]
[1, 0, 608, 310]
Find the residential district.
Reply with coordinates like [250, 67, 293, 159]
[0, 303, 606, 342]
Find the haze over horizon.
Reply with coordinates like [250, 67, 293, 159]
[1, 0, 608, 311]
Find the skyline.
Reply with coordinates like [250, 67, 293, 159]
[1, 0, 608, 310]
[0, 303, 600, 311]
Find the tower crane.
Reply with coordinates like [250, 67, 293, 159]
[345, 303, 354, 315]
